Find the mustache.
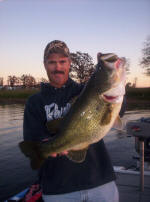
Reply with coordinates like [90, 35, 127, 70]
[52, 70, 65, 75]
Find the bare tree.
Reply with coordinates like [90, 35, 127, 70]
[140, 35, 150, 76]
[20, 74, 36, 88]
[20, 74, 26, 88]
[124, 58, 130, 75]
[7, 75, 20, 87]
[70, 52, 95, 83]
[40, 77, 49, 83]
[35, 77, 49, 87]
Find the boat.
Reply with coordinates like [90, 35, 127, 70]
[5, 182, 42, 202]
[5, 188, 29, 201]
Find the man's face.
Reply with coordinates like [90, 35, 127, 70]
[44, 53, 71, 88]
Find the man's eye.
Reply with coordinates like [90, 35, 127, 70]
[60, 60, 66, 64]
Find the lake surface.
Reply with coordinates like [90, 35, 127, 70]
[0, 104, 37, 201]
[0, 104, 150, 201]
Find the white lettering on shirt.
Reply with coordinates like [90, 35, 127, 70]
[44, 103, 71, 121]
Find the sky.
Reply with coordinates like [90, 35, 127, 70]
[0, 0, 150, 87]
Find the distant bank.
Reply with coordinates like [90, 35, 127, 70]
[0, 87, 150, 110]
[126, 87, 150, 110]
[0, 89, 39, 104]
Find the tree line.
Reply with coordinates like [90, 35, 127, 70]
[0, 75, 49, 88]
[1, 35, 150, 88]
[0, 51, 130, 88]
[1, 39, 150, 89]
[0, 52, 95, 88]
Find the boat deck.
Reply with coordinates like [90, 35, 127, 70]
[114, 167, 150, 202]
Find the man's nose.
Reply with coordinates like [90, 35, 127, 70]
[55, 62, 62, 70]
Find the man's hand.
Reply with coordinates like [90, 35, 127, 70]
[50, 151, 68, 157]
[42, 138, 68, 157]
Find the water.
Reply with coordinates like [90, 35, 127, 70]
[0, 104, 150, 201]
[0, 104, 37, 201]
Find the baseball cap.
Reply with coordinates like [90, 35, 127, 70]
[44, 40, 70, 63]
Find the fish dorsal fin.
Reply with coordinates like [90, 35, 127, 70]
[113, 116, 122, 130]
[19, 141, 38, 157]
[67, 148, 88, 163]
[30, 156, 45, 170]
[100, 105, 112, 125]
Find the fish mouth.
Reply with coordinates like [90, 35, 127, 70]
[102, 82, 125, 103]
[102, 94, 123, 103]
[103, 95, 118, 101]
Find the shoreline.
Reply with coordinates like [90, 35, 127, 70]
[0, 98, 26, 105]
[0, 98, 150, 110]
[126, 98, 150, 110]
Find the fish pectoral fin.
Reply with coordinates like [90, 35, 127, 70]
[112, 116, 123, 130]
[100, 105, 112, 125]
[19, 141, 36, 157]
[30, 156, 45, 170]
[67, 148, 88, 163]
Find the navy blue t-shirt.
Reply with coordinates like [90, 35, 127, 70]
[23, 78, 116, 194]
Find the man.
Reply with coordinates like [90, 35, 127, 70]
[23, 40, 120, 202]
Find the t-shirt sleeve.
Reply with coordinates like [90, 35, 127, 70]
[23, 98, 50, 141]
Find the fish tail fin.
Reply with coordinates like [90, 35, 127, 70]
[30, 156, 45, 170]
[19, 141, 45, 169]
